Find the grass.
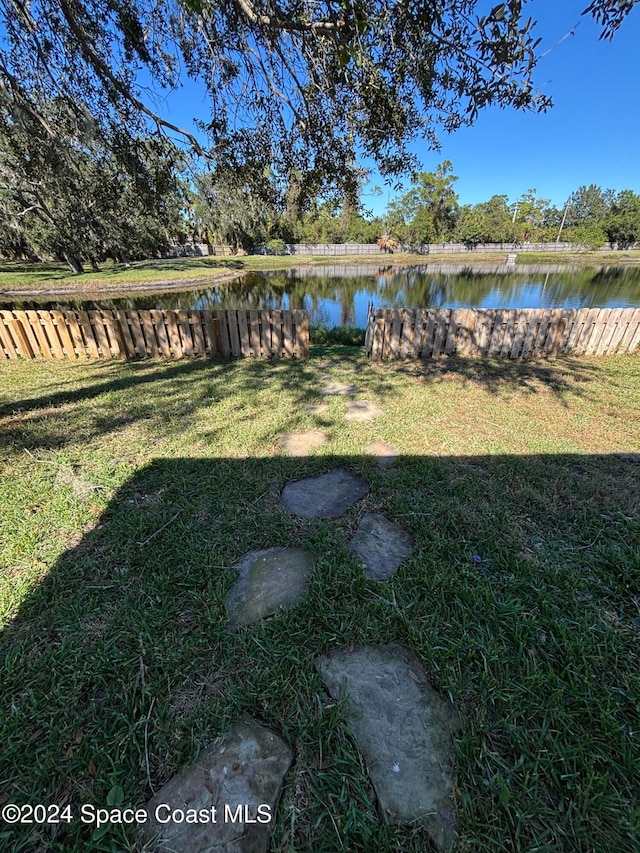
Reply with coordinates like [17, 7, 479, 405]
[0, 349, 639, 852]
[3, 248, 640, 296]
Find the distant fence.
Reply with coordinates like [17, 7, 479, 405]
[0, 309, 309, 361]
[365, 307, 640, 361]
[253, 242, 631, 256]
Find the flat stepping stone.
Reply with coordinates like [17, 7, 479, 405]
[278, 430, 327, 456]
[305, 403, 328, 416]
[142, 714, 292, 852]
[344, 400, 383, 422]
[315, 644, 458, 852]
[227, 547, 316, 629]
[365, 441, 398, 467]
[349, 513, 415, 580]
[320, 381, 357, 396]
[281, 468, 369, 518]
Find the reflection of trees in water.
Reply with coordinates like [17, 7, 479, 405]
[4, 266, 640, 321]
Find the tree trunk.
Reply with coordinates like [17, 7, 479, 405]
[65, 253, 84, 274]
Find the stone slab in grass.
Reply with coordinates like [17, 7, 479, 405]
[227, 547, 316, 629]
[281, 468, 369, 518]
[349, 512, 415, 580]
[315, 644, 458, 852]
[305, 403, 328, 416]
[278, 430, 328, 456]
[365, 441, 398, 467]
[344, 400, 383, 422]
[320, 381, 357, 396]
[141, 714, 292, 853]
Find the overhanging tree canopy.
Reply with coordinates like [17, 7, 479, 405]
[0, 0, 637, 209]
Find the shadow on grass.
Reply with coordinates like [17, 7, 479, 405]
[0, 351, 605, 449]
[1, 453, 639, 852]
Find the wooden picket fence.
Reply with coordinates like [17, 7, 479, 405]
[365, 306, 640, 361]
[0, 309, 309, 361]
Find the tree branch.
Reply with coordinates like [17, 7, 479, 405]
[234, 0, 345, 34]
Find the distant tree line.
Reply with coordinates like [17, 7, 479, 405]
[3, 150, 640, 271]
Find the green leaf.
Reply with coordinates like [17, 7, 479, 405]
[499, 780, 511, 807]
[106, 784, 124, 807]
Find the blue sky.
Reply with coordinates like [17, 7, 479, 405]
[154, 1, 640, 217]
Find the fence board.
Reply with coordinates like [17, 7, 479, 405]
[215, 311, 230, 357]
[149, 310, 171, 357]
[226, 310, 241, 357]
[126, 311, 147, 357]
[585, 309, 609, 355]
[595, 310, 619, 355]
[432, 310, 450, 356]
[293, 310, 308, 357]
[100, 311, 124, 359]
[89, 311, 112, 358]
[500, 310, 518, 357]
[163, 311, 182, 358]
[487, 309, 506, 355]
[38, 311, 65, 358]
[139, 312, 159, 357]
[23, 310, 52, 358]
[201, 310, 219, 357]
[176, 310, 194, 357]
[399, 309, 413, 357]
[455, 309, 476, 356]
[372, 312, 385, 360]
[530, 309, 550, 358]
[10, 310, 38, 356]
[248, 310, 261, 357]
[445, 309, 461, 354]
[237, 310, 251, 357]
[0, 312, 19, 359]
[574, 308, 599, 355]
[542, 309, 565, 357]
[610, 308, 640, 354]
[421, 310, 437, 357]
[9, 316, 34, 358]
[410, 309, 426, 357]
[283, 311, 293, 358]
[626, 314, 640, 352]
[189, 311, 206, 355]
[388, 310, 402, 358]
[271, 310, 283, 358]
[50, 310, 76, 358]
[260, 310, 272, 357]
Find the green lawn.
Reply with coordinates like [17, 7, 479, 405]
[3, 249, 640, 296]
[1, 349, 639, 852]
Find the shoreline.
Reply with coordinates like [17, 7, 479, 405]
[1, 251, 640, 300]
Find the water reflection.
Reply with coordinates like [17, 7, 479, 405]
[3, 264, 640, 328]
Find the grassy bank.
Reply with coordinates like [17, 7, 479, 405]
[1, 350, 639, 851]
[2, 249, 640, 297]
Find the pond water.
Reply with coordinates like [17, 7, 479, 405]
[4, 263, 640, 329]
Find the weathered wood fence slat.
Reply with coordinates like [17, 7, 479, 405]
[0, 309, 309, 361]
[366, 306, 640, 360]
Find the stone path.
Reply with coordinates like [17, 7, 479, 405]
[142, 715, 292, 853]
[277, 430, 327, 456]
[280, 468, 369, 518]
[365, 440, 398, 467]
[316, 644, 458, 852]
[227, 548, 317, 629]
[145, 388, 460, 851]
[344, 399, 384, 421]
[320, 381, 357, 396]
[349, 512, 415, 580]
